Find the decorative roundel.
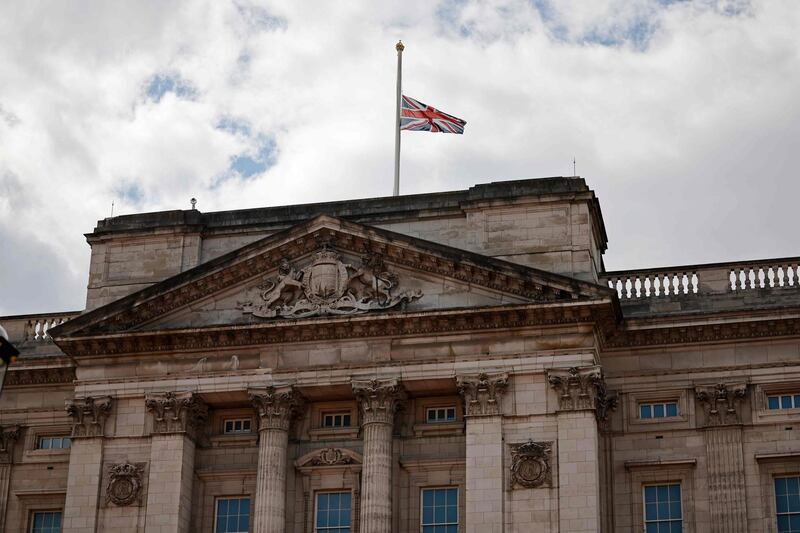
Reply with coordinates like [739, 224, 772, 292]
[106, 463, 143, 506]
[510, 441, 552, 489]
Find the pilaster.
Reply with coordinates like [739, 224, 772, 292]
[144, 392, 207, 533]
[695, 383, 748, 533]
[546, 366, 607, 533]
[63, 396, 113, 533]
[352, 378, 406, 533]
[0, 425, 21, 532]
[250, 385, 305, 533]
[457, 372, 509, 533]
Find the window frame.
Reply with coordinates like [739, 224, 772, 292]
[425, 406, 457, 424]
[35, 436, 71, 451]
[213, 496, 251, 533]
[28, 509, 63, 533]
[767, 394, 800, 411]
[642, 483, 683, 532]
[419, 486, 459, 532]
[638, 401, 679, 420]
[222, 418, 252, 435]
[321, 411, 353, 429]
[314, 490, 353, 533]
[774, 475, 800, 532]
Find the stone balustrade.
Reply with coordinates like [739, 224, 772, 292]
[0, 311, 80, 343]
[602, 257, 800, 300]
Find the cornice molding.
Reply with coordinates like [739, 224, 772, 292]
[56, 301, 609, 357]
[4, 366, 75, 387]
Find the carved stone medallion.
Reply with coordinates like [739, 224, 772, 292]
[106, 462, 144, 506]
[510, 441, 552, 489]
[310, 448, 353, 466]
[237, 249, 423, 319]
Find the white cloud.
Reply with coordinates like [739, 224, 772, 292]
[0, 0, 798, 314]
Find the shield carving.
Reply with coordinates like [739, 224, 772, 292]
[301, 250, 349, 304]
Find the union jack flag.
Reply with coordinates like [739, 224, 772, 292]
[400, 95, 466, 134]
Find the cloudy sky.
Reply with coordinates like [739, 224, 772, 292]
[1, 0, 798, 315]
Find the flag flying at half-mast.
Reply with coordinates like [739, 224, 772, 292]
[400, 95, 466, 134]
[393, 41, 466, 196]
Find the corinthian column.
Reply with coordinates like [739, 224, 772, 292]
[352, 379, 406, 533]
[250, 386, 305, 533]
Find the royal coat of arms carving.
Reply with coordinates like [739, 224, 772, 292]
[238, 249, 423, 319]
[106, 462, 145, 506]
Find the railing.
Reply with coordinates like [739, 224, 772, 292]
[602, 257, 800, 300]
[0, 311, 82, 343]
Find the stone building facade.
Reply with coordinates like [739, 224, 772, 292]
[1, 176, 799, 532]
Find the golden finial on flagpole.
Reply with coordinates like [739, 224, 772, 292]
[396, 40, 405, 52]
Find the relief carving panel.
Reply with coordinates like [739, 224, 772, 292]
[237, 249, 423, 319]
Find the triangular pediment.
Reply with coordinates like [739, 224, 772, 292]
[52, 215, 614, 350]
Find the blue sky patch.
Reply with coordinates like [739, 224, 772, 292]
[229, 137, 277, 179]
[144, 73, 196, 103]
[236, 3, 287, 32]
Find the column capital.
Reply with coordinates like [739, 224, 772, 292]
[352, 378, 406, 426]
[695, 383, 748, 427]
[0, 425, 21, 463]
[66, 396, 113, 438]
[249, 385, 305, 432]
[145, 391, 208, 439]
[546, 366, 617, 422]
[456, 372, 509, 417]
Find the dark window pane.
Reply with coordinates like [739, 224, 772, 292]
[658, 523, 671, 533]
[777, 478, 788, 495]
[782, 396, 792, 409]
[790, 514, 800, 531]
[218, 499, 228, 516]
[238, 515, 248, 531]
[447, 504, 458, 522]
[654, 404, 664, 418]
[657, 485, 669, 501]
[666, 403, 678, 417]
[435, 505, 446, 523]
[794, 395, 800, 408]
[669, 484, 681, 502]
[446, 488, 458, 505]
[423, 489, 435, 507]
[671, 521, 683, 533]
[216, 517, 227, 533]
[641, 405, 652, 419]
[777, 515, 790, 532]
[435, 489, 446, 506]
[646, 524, 658, 533]
[644, 485, 657, 502]
[658, 502, 670, 520]
[228, 498, 238, 515]
[343, 415, 351, 426]
[645, 503, 657, 521]
[787, 477, 799, 495]
[329, 493, 339, 510]
[788, 492, 800, 513]
[769, 396, 781, 409]
[422, 506, 434, 524]
[777, 495, 789, 514]
[670, 502, 681, 518]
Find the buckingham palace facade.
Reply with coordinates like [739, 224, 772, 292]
[2, 176, 800, 532]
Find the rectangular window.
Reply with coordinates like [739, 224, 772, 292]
[322, 412, 352, 428]
[215, 497, 250, 533]
[223, 419, 252, 434]
[315, 491, 352, 532]
[421, 487, 458, 532]
[768, 395, 800, 410]
[639, 402, 679, 419]
[30, 511, 62, 533]
[775, 476, 800, 532]
[643, 484, 682, 532]
[426, 407, 456, 423]
[36, 436, 71, 450]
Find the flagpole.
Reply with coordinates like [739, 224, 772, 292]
[393, 40, 404, 197]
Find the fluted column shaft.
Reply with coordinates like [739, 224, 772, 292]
[256, 427, 289, 533]
[353, 379, 405, 533]
[359, 420, 393, 533]
[250, 386, 304, 533]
